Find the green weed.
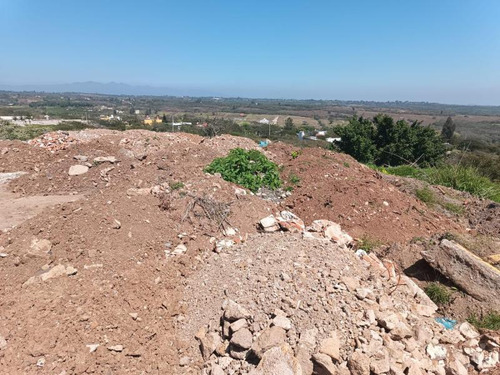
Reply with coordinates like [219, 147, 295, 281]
[169, 181, 185, 190]
[467, 312, 500, 330]
[358, 236, 381, 252]
[416, 187, 435, 204]
[442, 202, 465, 215]
[424, 282, 451, 305]
[289, 173, 300, 185]
[205, 148, 282, 192]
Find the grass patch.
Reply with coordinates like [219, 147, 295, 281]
[289, 173, 300, 185]
[442, 202, 465, 215]
[416, 187, 435, 204]
[169, 181, 185, 190]
[357, 236, 381, 252]
[0, 122, 91, 141]
[377, 164, 500, 203]
[467, 312, 500, 330]
[424, 165, 500, 202]
[424, 282, 452, 305]
[205, 148, 281, 192]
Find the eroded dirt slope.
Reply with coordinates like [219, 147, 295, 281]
[269, 144, 463, 244]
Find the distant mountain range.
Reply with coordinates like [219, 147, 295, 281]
[0, 81, 220, 97]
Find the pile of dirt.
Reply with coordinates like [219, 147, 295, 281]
[178, 230, 499, 375]
[0, 130, 276, 373]
[267, 144, 463, 244]
[380, 172, 500, 238]
[0, 130, 498, 374]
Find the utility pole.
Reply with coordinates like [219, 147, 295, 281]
[172, 114, 174, 132]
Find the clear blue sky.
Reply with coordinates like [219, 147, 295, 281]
[1, 0, 499, 104]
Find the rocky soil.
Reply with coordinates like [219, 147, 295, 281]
[0, 130, 498, 374]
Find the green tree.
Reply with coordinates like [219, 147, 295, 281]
[284, 117, 295, 134]
[334, 117, 377, 163]
[374, 115, 416, 165]
[441, 116, 456, 142]
[334, 115, 444, 167]
[162, 114, 167, 123]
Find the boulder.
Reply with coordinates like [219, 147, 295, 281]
[348, 351, 370, 375]
[272, 315, 292, 331]
[252, 326, 287, 358]
[230, 319, 248, 334]
[28, 238, 52, 256]
[223, 299, 251, 321]
[249, 344, 303, 375]
[312, 353, 337, 375]
[260, 215, 280, 232]
[319, 331, 340, 362]
[426, 343, 447, 360]
[68, 165, 89, 176]
[230, 328, 253, 350]
[93, 156, 118, 164]
[458, 322, 479, 339]
[422, 239, 500, 308]
[0, 334, 7, 350]
[197, 331, 221, 360]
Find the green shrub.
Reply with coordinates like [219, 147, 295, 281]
[416, 187, 435, 204]
[169, 181, 184, 190]
[205, 148, 282, 192]
[467, 312, 500, 330]
[381, 165, 421, 178]
[442, 202, 465, 215]
[424, 165, 500, 202]
[289, 173, 300, 185]
[358, 236, 381, 252]
[380, 164, 500, 203]
[424, 282, 451, 305]
[334, 115, 444, 167]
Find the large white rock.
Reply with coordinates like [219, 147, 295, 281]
[68, 165, 89, 176]
[249, 344, 303, 375]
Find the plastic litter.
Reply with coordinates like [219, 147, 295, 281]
[355, 249, 368, 258]
[434, 317, 457, 330]
[258, 140, 269, 147]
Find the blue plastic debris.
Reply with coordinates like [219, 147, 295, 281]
[258, 140, 269, 147]
[434, 317, 457, 330]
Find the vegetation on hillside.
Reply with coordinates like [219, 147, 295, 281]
[205, 148, 282, 192]
[333, 115, 445, 167]
[467, 312, 500, 330]
[376, 164, 500, 202]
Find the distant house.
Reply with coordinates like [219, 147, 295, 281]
[144, 116, 162, 125]
[326, 137, 341, 143]
[0, 116, 14, 121]
[316, 130, 327, 137]
[259, 118, 270, 124]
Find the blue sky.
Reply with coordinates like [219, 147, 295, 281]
[1, 0, 499, 104]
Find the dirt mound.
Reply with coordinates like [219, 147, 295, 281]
[268, 143, 463, 244]
[179, 232, 498, 374]
[0, 130, 497, 374]
[0, 130, 275, 373]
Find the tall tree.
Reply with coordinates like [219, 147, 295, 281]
[441, 116, 456, 142]
[284, 117, 295, 134]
